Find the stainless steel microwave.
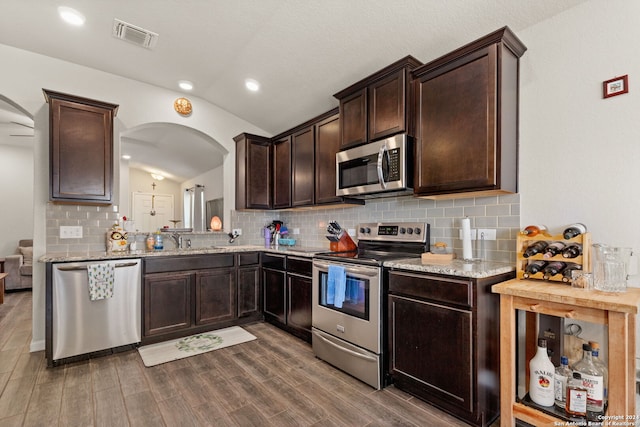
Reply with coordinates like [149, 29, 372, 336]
[336, 134, 412, 197]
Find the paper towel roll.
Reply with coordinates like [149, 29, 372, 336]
[461, 218, 473, 261]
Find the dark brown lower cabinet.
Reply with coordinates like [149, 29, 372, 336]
[387, 269, 514, 427]
[195, 268, 235, 325]
[144, 272, 192, 337]
[262, 253, 312, 342]
[237, 252, 261, 318]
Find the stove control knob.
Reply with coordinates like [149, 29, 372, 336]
[407, 228, 413, 234]
[399, 227, 406, 234]
[414, 228, 421, 235]
[360, 227, 371, 234]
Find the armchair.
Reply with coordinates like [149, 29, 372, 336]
[5, 239, 33, 291]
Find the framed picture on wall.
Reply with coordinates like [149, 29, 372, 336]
[603, 75, 628, 98]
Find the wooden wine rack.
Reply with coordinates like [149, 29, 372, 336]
[516, 232, 591, 283]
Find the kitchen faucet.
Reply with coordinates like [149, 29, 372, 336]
[228, 230, 240, 244]
[169, 232, 183, 249]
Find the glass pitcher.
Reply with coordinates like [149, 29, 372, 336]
[592, 244, 633, 292]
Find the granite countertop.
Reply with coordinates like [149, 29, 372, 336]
[39, 245, 330, 263]
[384, 257, 515, 279]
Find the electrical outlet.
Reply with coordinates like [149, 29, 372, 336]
[232, 228, 242, 236]
[348, 228, 356, 236]
[60, 225, 83, 239]
[292, 228, 300, 235]
[459, 228, 477, 240]
[477, 229, 497, 240]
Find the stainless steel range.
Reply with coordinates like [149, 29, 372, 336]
[311, 222, 430, 389]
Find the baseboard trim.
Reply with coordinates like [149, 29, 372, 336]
[30, 339, 45, 353]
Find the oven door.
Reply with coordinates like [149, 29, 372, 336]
[312, 259, 381, 353]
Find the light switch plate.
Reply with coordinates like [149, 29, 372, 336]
[232, 228, 242, 236]
[60, 225, 83, 239]
[477, 229, 497, 240]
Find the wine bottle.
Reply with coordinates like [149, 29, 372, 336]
[542, 261, 567, 279]
[523, 241, 548, 258]
[562, 243, 583, 258]
[573, 344, 605, 421]
[563, 223, 587, 239]
[523, 260, 547, 278]
[561, 264, 582, 282]
[520, 225, 549, 237]
[529, 338, 555, 406]
[543, 241, 566, 258]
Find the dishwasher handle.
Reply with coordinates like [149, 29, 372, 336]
[55, 261, 139, 271]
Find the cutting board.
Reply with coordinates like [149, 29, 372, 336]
[421, 252, 456, 263]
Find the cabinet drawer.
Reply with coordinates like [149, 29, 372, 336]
[287, 256, 312, 277]
[388, 271, 472, 308]
[144, 254, 234, 273]
[237, 252, 260, 266]
[262, 253, 285, 270]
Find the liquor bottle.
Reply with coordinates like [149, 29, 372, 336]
[589, 341, 608, 405]
[554, 356, 572, 409]
[566, 372, 588, 417]
[520, 225, 549, 237]
[562, 243, 583, 258]
[573, 343, 604, 420]
[562, 264, 582, 282]
[543, 241, 566, 258]
[523, 260, 547, 278]
[563, 223, 587, 239]
[523, 241, 549, 258]
[529, 338, 555, 406]
[542, 261, 567, 279]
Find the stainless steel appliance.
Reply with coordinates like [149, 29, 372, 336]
[51, 259, 142, 363]
[336, 134, 412, 197]
[312, 222, 429, 389]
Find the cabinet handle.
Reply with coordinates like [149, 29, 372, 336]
[529, 303, 540, 311]
[565, 310, 576, 318]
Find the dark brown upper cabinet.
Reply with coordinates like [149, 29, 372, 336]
[291, 125, 315, 207]
[44, 89, 118, 205]
[412, 27, 526, 199]
[314, 112, 341, 205]
[272, 135, 292, 209]
[334, 56, 422, 149]
[234, 133, 272, 210]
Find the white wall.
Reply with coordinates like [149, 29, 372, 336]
[0, 144, 34, 256]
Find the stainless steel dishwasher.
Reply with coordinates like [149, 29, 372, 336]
[52, 259, 142, 362]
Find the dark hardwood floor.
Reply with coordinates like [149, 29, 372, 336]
[0, 291, 475, 426]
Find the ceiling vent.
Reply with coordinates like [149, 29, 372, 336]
[112, 19, 158, 49]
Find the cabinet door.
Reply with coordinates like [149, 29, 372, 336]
[238, 266, 260, 318]
[389, 294, 473, 414]
[369, 70, 406, 141]
[272, 135, 292, 208]
[339, 88, 367, 149]
[263, 268, 286, 324]
[287, 273, 312, 340]
[314, 113, 341, 204]
[47, 92, 117, 204]
[144, 272, 192, 336]
[414, 46, 497, 195]
[291, 126, 315, 206]
[234, 133, 272, 210]
[195, 268, 236, 325]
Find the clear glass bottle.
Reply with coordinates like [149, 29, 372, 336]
[521, 225, 549, 237]
[543, 241, 566, 258]
[542, 261, 567, 279]
[589, 341, 608, 406]
[563, 223, 587, 239]
[566, 372, 588, 417]
[554, 355, 572, 409]
[154, 231, 164, 250]
[529, 338, 555, 406]
[523, 260, 547, 278]
[573, 343, 604, 420]
[562, 243, 583, 259]
[523, 241, 549, 258]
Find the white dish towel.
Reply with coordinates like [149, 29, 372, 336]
[87, 263, 115, 301]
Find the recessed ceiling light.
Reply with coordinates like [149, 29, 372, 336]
[121, 154, 131, 160]
[150, 173, 165, 181]
[58, 6, 86, 26]
[178, 80, 193, 91]
[245, 79, 260, 92]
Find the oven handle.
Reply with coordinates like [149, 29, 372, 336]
[313, 260, 379, 277]
[312, 330, 378, 362]
[377, 142, 388, 189]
